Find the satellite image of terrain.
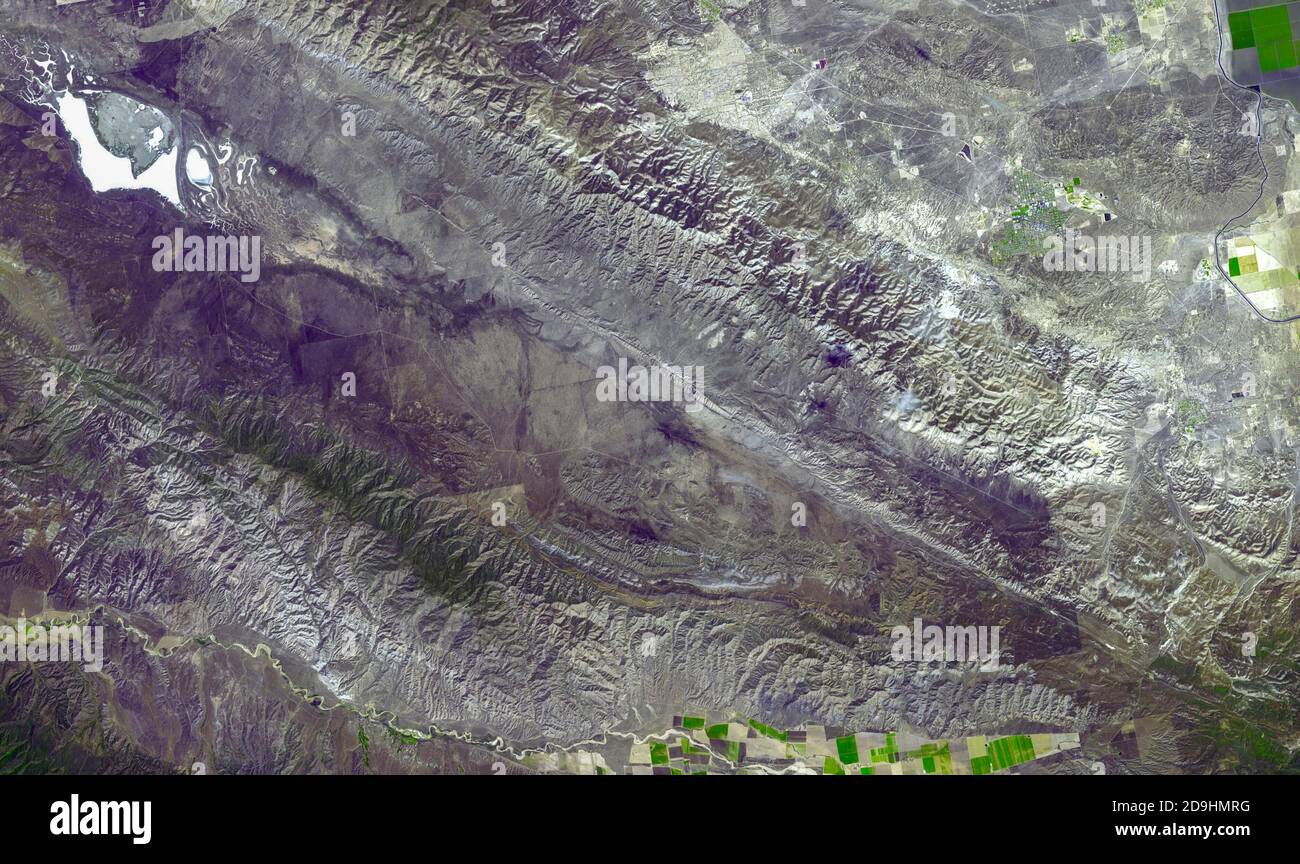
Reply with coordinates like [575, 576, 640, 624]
[1, 0, 1298, 779]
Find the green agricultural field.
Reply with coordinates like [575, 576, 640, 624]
[836, 735, 859, 765]
[1229, 5, 1300, 72]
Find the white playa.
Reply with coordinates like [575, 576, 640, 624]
[185, 146, 213, 187]
[55, 90, 180, 207]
